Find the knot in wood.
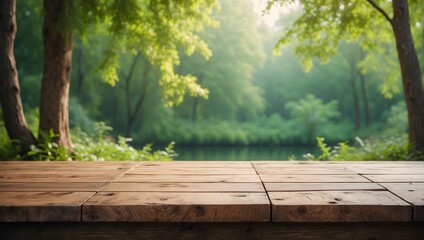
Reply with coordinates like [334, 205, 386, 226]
[297, 206, 307, 215]
[194, 206, 205, 217]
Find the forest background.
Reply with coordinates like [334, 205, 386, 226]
[1, 0, 423, 160]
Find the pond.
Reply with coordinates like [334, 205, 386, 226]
[173, 145, 318, 161]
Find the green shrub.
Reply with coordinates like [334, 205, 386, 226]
[304, 135, 423, 161]
[0, 121, 176, 161]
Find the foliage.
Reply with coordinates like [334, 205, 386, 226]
[304, 135, 423, 161]
[385, 101, 408, 135]
[70, 123, 176, 161]
[0, 123, 22, 160]
[0, 121, 176, 161]
[63, 0, 220, 106]
[266, 0, 423, 97]
[138, 116, 353, 146]
[285, 94, 339, 142]
[8, 0, 422, 160]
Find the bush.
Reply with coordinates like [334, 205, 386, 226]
[0, 121, 176, 161]
[304, 135, 423, 161]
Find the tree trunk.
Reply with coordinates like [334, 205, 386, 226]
[123, 52, 141, 138]
[0, 0, 36, 153]
[347, 54, 361, 129]
[392, 0, 424, 153]
[76, 45, 84, 99]
[359, 69, 370, 127]
[39, 0, 74, 150]
[191, 74, 204, 122]
[350, 78, 361, 129]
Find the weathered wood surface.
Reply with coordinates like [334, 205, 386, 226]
[379, 183, 424, 221]
[2, 222, 424, 240]
[0, 192, 95, 221]
[269, 191, 411, 222]
[260, 174, 370, 183]
[0, 161, 423, 224]
[127, 167, 257, 175]
[101, 182, 265, 192]
[264, 183, 384, 191]
[364, 174, 424, 182]
[114, 174, 261, 183]
[255, 167, 356, 175]
[0, 182, 108, 192]
[83, 192, 270, 222]
[0, 173, 122, 182]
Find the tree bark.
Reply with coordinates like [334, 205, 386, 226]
[347, 53, 361, 129]
[0, 0, 36, 153]
[392, 0, 424, 153]
[39, 0, 74, 150]
[76, 45, 84, 99]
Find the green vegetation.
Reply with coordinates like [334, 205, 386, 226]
[304, 136, 423, 161]
[0, 122, 176, 161]
[1, 0, 423, 161]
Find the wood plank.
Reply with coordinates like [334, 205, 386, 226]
[0, 161, 139, 168]
[380, 183, 424, 222]
[365, 175, 424, 183]
[139, 161, 252, 168]
[0, 192, 95, 222]
[255, 168, 355, 175]
[253, 162, 424, 169]
[260, 174, 370, 183]
[350, 167, 424, 175]
[101, 183, 265, 192]
[83, 192, 270, 222]
[127, 167, 257, 175]
[2, 222, 424, 240]
[0, 174, 122, 183]
[264, 183, 384, 192]
[0, 182, 108, 192]
[114, 174, 261, 183]
[0, 169, 127, 175]
[269, 191, 411, 222]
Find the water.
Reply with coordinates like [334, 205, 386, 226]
[174, 145, 317, 161]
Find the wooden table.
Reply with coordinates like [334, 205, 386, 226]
[0, 161, 423, 239]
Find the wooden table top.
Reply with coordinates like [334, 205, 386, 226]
[0, 161, 423, 222]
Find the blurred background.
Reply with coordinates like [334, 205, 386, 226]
[6, 0, 423, 160]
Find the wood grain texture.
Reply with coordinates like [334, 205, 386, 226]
[0, 192, 95, 222]
[264, 183, 384, 192]
[269, 191, 411, 222]
[0, 173, 122, 182]
[113, 174, 261, 183]
[0, 182, 108, 192]
[101, 182, 265, 192]
[0, 161, 139, 169]
[254, 167, 355, 175]
[127, 167, 257, 175]
[83, 192, 269, 222]
[139, 161, 252, 168]
[260, 174, 370, 183]
[365, 175, 424, 182]
[350, 167, 424, 175]
[380, 183, 424, 222]
[2, 222, 424, 240]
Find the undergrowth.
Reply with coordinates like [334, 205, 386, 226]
[303, 135, 423, 161]
[0, 122, 176, 161]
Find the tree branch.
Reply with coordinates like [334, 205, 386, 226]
[366, 0, 393, 26]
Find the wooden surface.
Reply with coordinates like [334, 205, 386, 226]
[0, 161, 423, 224]
[83, 192, 269, 222]
[2, 222, 424, 240]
